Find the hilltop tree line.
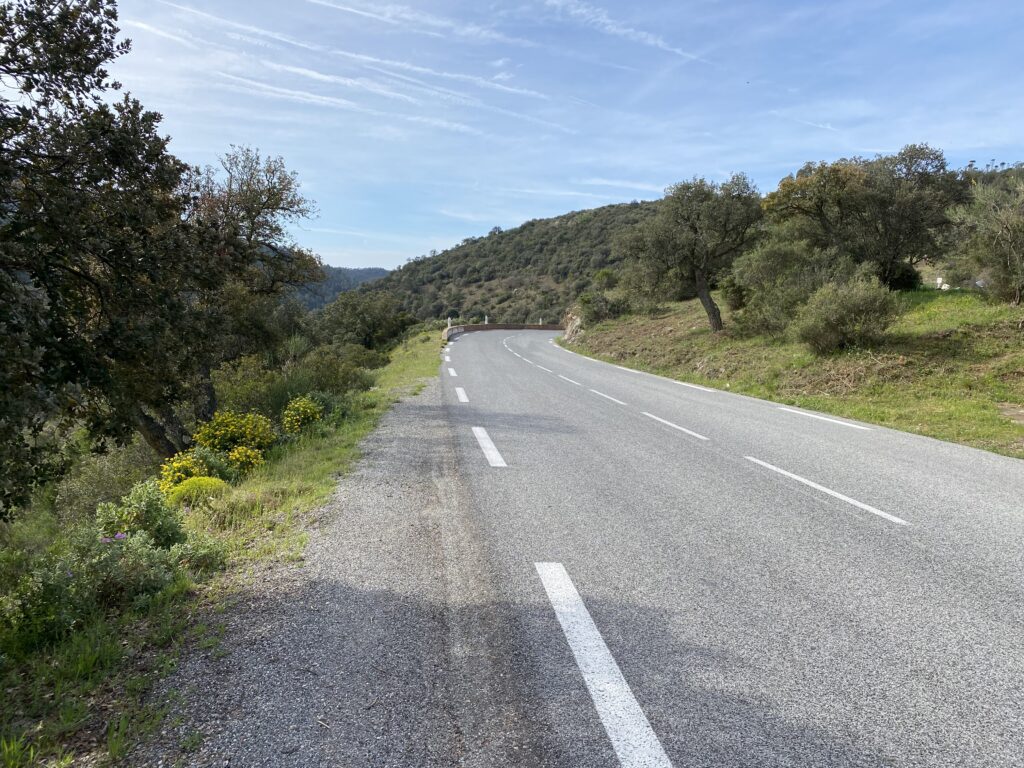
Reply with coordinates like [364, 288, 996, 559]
[573, 147, 1023, 352]
[0, 0, 411, 516]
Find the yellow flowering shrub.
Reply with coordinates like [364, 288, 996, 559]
[194, 411, 276, 452]
[281, 396, 324, 434]
[227, 445, 264, 472]
[158, 450, 208, 494]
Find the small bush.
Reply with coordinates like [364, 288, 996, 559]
[96, 481, 185, 549]
[188, 445, 239, 483]
[165, 477, 229, 509]
[281, 396, 324, 434]
[791, 279, 901, 354]
[194, 411, 276, 453]
[1, 530, 178, 655]
[576, 292, 630, 324]
[170, 533, 227, 575]
[54, 437, 160, 525]
[158, 450, 208, 494]
[226, 446, 264, 473]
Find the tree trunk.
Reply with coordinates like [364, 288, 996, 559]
[693, 269, 724, 332]
[195, 363, 217, 422]
[133, 408, 181, 458]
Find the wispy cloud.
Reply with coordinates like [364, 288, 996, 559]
[306, 0, 535, 47]
[543, 0, 703, 61]
[121, 19, 198, 49]
[215, 72, 483, 135]
[577, 177, 665, 193]
[262, 61, 421, 104]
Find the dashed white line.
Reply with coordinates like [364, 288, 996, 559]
[590, 389, 627, 406]
[535, 563, 673, 768]
[448, 368, 458, 377]
[445, 355, 451, 362]
[745, 456, 908, 525]
[777, 407, 871, 431]
[641, 412, 709, 441]
[558, 375, 581, 386]
[536, 365, 553, 373]
[455, 387, 468, 403]
[472, 427, 507, 467]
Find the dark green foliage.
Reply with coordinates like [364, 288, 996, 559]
[368, 201, 660, 322]
[618, 176, 762, 331]
[575, 292, 630, 324]
[950, 169, 1024, 304]
[313, 291, 415, 349]
[763, 144, 969, 288]
[791, 280, 901, 354]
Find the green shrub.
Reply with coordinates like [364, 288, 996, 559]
[576, 292, 630, 324]
[170, 533, 227, 575]
[194, 411, 276, 453]
[165, 477, 229, 509]
[211, 355, 280, 415]
[54, 437, 160, 525]
[188, 445, 239, 483]
[281, 396, 324, 434]
[791, 279, 901, 354]
[96, 481, 185, 549]
[1, 530, 178, 656]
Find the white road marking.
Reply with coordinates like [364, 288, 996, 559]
[676, 381, 715, 393]
[445, 355, 451, 362]
[641, 412, 709, 441]
[472, 427, 507, 467]
[614, 365, 640, 374]
[448, 368, 458, 377]
[514, 353, 523, 358]
[777, 407, 871, 431]
[455, 387, 468, 403]
[522, 358, 534, 365]
[558, 375, 582, 386]
[535, 563, 673, 768]
[590, 389, 627, 406]
[537, 365, 553, 373]
[745, 456, 908, 525]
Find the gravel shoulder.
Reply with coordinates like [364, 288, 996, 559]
[133, 377, 556, 767]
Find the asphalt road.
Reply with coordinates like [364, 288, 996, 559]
[440, 329, 1024, 767]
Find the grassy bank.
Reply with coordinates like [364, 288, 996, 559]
[567, 291, 1024, 458]
[0, 330, 441, 767]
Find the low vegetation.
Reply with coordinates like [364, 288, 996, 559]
[567, 290, 1024, 458]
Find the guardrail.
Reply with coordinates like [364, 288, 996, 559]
[442, 323, 564, 342]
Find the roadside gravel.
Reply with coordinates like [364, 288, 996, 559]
[132, 377, 557, 767]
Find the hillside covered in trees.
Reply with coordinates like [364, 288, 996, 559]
[368, 200, 661, 322]
[296, 265, 389, 310]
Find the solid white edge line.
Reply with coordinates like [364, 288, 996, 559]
[676, 381, 715, 393]
[558, 375, 582, 386]
[472, 427, 507, 467]
[455, 387, 468, 403]
[522, 358, 534, 365]
[535, 563, 673, 768]
[777, 407, 871, 431]
[448, 368, 458, 377]
[641, 412, 709, 441]
[537, 365, 553, 373]
[590, 389, 627, 406]
[745, 456, 908, 525]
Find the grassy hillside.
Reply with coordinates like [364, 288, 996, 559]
[368, 200, 661, 322]
[567, 291, 1024, 458]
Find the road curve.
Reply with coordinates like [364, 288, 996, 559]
[443, 329, 1024, 767]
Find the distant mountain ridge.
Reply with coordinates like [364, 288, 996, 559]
[366, 200, 661, 322]
[296, 265, 389, 309]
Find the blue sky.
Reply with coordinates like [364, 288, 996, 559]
[111, 0, 1023, 268]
